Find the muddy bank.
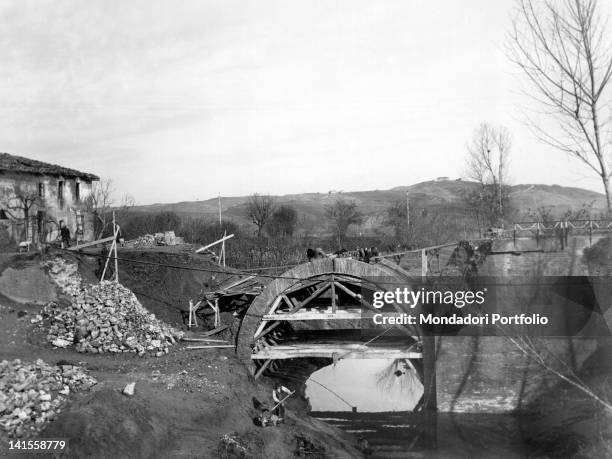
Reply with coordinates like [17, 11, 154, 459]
[72, 248, 246, 327]
[0, 252, 361, 459]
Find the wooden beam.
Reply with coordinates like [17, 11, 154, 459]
[254, 320, 282, 340]
[181, 338, 227, 342]
[254, 359, 272, 380]
[331, 275, 337, 314]
[218, 275, 256, 293]
[283, 279, 326, 295]
[199, 325, 228, 336]
[291, 282, 332, 312]
[253, 296, 283, 339]
[69, 235, 115, 251]
[251, 344, 423, 360]
[333, 281, 418, 339]
[263, 308, 363, 321]
[185, 344, 235, 350]
[195, 234, 234, 253]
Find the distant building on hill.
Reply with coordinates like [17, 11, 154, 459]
[0, 153, 99, 246]
[436, 176, 450, 181]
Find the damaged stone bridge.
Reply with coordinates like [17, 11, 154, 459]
[202, 230, 612, 413]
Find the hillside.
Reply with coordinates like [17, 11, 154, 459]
[129, 180, 607, 235]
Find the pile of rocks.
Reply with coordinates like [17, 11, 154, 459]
[133, 234, 156, 248]
[42, 258, 183, 355]
[132, 231, 178, 248]
[0, 359, 96, 438]
[43, 257, 81, 296]
[43, 282, 183, 355]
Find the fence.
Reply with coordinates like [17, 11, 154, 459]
[512, 219, 612, 247]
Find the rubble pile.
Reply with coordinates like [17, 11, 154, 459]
[132, 231, 178, 248]
[133, 234, 156, 248]
[42, 258, 183, 356]
[0, 359, 96, 438]
[43, 257, 81, 296]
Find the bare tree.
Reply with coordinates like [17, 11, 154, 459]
[83, 179, 134, 239]
[508, 0, 612, 212]
[4, 184, 41, 241]
[247, 194, 276, 237]
[325, 199, 363, 248]
[465, 123, 512, 226]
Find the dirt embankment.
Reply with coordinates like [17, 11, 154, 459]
[74, 248, 246, 327]
[0, 251, 361, 459]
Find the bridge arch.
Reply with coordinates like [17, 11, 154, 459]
[236, 257, 425, 383]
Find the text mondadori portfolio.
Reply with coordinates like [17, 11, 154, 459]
[370, 288, 549, 326]
[371, 312, 549, 326]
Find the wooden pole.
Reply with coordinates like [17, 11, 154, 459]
[222, 230, 226, 266]
[113, 211, 118, 282]
[406, 191, 410, 240]
[421, 249, 428, 280]
[100, 236, 116, 282]
[422, 336, 437, 411]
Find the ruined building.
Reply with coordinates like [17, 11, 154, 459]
[0, 153, 99, 246]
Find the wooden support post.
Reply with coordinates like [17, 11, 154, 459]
[421, 249, 428, 280]
[330, 275, 336, 314]
[188, 300, 202, 329]
[254, 359, 272, 380]
[421, 335, 437, 412]
[113, 212, 118, 282]
[100, 226, 119, 282]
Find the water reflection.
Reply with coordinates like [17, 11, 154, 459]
[305, 359, 423, 412]
[307, 359, 532, 458]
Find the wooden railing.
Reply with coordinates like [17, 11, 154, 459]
[512, 219, 612, 247]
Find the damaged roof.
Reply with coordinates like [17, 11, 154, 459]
[0, 152, 99, 180]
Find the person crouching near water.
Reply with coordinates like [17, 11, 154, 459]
[272, 383, 292, 420]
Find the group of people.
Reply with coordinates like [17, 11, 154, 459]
[306, 246, 380, 263]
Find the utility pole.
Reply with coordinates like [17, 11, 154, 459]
[406, 191, 410, 241]
[218, 193, 222, 226]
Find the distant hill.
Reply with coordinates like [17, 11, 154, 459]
[129, 180, 607, 236]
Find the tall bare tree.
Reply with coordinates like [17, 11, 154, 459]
[508, 0, 612, 212]
[325, 199, 363, 248]
[247, 194, 276, 237]
[465, 123, 512, 226]
[83, 179, 134, 239]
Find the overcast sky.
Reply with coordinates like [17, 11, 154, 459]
[0, 0, 608, 204]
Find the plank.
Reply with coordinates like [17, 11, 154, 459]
[195, 234, 234, 253]
[251, 344, 423, 360]
[181, 338, 228, 343]
[185, 345, 235, 349]
[263, 309, 363, 321]
[219, 275, 256, 292]
[69, 235, 115, 251]
[199, 325, 228, 336]
[254, 359, 272, 380]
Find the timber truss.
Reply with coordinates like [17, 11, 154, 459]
[246, 269, 422, 379]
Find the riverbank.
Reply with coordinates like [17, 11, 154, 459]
[0, 252, 361, 458]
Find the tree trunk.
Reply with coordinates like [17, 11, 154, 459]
[603, 175, 612, 216]
[23, 209, 29, 241]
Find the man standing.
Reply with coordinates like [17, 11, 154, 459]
[272, 383, 292, 420]
[59, 221, 71, 248]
